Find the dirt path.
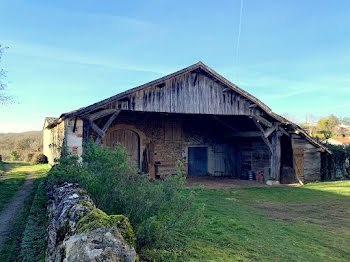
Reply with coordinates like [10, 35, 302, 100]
[0, 169, 34, 248]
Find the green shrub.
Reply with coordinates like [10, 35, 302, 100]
[10, 151, 19, 161]
[322, 144, 350, 180]
[49, 141, 203, 255]
[26, 153, 34, 163]
[32, 154, 48, 164]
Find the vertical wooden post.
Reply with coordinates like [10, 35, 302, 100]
[270, 130, 281, 181]
[149, 143, 155, 179]
[82, 118, 90, 144]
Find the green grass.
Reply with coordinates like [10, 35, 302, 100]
[0, 162, 30, 212]
[144, 181, 350, 261]
[2, 162, 349, 262]
[0, 164, 50, 262]
[0, 161, 5, 176]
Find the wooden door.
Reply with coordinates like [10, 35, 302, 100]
[107, 129, 140, 167]
[214, 144, 236, 176]
[214, 144, 225, 176]
[188, 147, 208, 176]
[293, 148, 304, 181]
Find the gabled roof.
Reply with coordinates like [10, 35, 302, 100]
[60, 61, 272, 119]
[43, 117, 59, 129]
[49, 61, 329, 153]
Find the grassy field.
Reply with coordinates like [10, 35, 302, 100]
[1, 162, 350, 261]
[171, 181, 350, 262]
[0, 162, 29, 212]
[0, 161, 5, 176]
[0, 163, 50, 262]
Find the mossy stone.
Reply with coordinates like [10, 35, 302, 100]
[78, 201, 94, 209]
[76, 208, 135, 247]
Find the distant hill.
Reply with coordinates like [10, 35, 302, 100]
[0, 131, 42, 161]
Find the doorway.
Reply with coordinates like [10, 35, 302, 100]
[106, 129, 140, 167]
[188, 147, 208, 176]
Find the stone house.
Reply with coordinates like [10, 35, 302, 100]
[43, 62, 329, 183]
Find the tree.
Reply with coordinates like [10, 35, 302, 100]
[339, 117, 350, 126]
[304, 113, 316, 125]
[0, 44, 12, 106]
[10, 151, 19, 161]
[328, 114, 339, 130]
[281, 113, 298, 123]
[316, 114, 340, 139]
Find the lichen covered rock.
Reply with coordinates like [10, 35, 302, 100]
[46, 182, 137, 262]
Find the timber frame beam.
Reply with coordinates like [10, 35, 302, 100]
[83, 110, 121, 146]
[211, 116, 239, 132]
[252, 118, 273, 153]
[88, 109, 119, 121]
[253, 115, 272, 128]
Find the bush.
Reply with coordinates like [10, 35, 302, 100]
[48, 141, 203, 256]
[26, 153, 34, 163]
[0, 155, 2, 162]
[32, 154, 48, 164]
[322, 144, 350, 180]
[10, 151, 19, 161]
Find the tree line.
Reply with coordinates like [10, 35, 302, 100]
[299, 114, 350, 140]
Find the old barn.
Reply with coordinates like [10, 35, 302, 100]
[43, 62, 328, 183]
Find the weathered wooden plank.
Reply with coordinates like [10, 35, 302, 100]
[114, 72, 265, 116]
[88, 109, 118, 121]
[270, 130, 281, 181]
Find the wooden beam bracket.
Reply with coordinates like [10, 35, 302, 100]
[252, 115, 273, 128]
[95, 110, 121, 145]
[264, 125, 278, 138]
[252, 118, 273, 153]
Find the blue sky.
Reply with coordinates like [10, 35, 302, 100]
[1, 0, 350, 132]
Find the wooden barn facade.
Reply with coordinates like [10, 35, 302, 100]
[43, 62, 329, 183]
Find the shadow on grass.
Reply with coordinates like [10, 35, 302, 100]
[182, 181, 350, 261]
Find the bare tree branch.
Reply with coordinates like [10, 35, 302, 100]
[0, 44, 13, 106]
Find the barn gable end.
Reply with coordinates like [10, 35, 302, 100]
[43, 61, 329, 183]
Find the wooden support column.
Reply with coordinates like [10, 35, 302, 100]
[270, 130, 282, 181]
[149, 143, 155, 179]
[82, 118, 90, 144]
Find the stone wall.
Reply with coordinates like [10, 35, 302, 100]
[46, 182, 137, 262]
[43, 120, 65, 166]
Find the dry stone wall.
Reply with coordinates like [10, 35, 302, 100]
[46, 182, 137, 262]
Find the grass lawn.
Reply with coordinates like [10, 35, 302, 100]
[0, 161, 5, 176]
[0, 162, 30, 212]
[173, 181, 350, 262]
[0, 164, 50, 262]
